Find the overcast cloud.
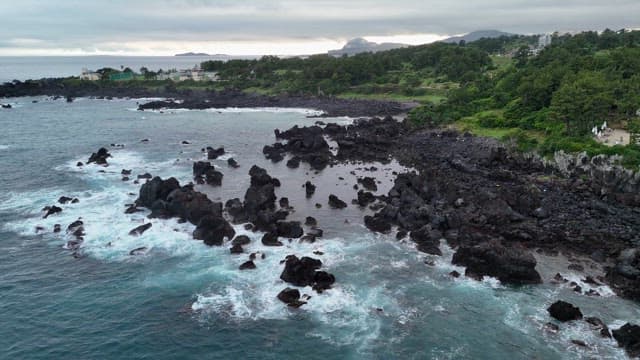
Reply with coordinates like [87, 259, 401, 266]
[0, 0, 638, 55]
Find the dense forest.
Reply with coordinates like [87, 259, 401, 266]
[408, 29, 640, 167]
[201, 40, 500, 97]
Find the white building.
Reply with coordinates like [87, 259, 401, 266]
[538, 34, 552, 48]
[80, 68, 101, 81]
[155, 67, 219, 82]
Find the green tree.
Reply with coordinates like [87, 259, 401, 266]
[550, 72, 613, 136]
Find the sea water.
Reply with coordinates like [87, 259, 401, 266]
[0, 97, 638, 359]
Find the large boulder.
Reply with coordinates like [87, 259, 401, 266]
[262, 231, 283, 246]
[136, 177, 180, 208]
[328, 194, 347, 209]
[547, 301, 583, 322]
[128, 223, 152, 236]
[43, 205, 63, 219]
[280, 255, 322, 287]
[305, 181, 316, 198]
[358, 177, 378, 191]
[206, 146, 225, 159]
[364, 214, 392, 233]
[276, 221, 304, 238]
[606, 248, 640, 301]
[410, 225, 442, 255]
[356, 190, 376, 207]
[451, 240, 542, 285]
[243, 166, 280, 230]
[279, 255, 336, 292]
[277, 287, 305, 307]
[224, 198, 246, 223]
[87, 147, 111, 166]
[166, 187, 222, 224]
[193, 161, 223, 186]
[612, 323, 640, 358]
[193, 214, 235, 246]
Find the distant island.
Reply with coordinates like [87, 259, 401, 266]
[328, 38, 408, 56]
[174, 52, 211, 56]
[441, 29, 515, 44]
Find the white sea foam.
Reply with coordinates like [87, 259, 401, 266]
[205, 107, 324, 116]
[0, 144, 9, 150]
[134, 107, 325, 116]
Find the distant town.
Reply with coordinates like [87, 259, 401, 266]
[80, 65, 219, 82]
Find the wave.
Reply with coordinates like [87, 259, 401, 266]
[128, 107, 325, 116]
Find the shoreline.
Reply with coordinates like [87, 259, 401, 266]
[0, 79, 413, 118]
[259, 118, 640, 302]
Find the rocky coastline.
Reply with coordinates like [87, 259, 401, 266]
[0, 79, 408, 117]
[34, 109, 640, 356]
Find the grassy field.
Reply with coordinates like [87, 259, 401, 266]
[336, 92, 446, 104]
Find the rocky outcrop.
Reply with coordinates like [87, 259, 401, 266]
[206, 146, 225, 160]
[357, 177, 378, 191]
[87, 147, 111, 166]
[543, 151, 640, 206]
[43, 205, 63, 218]
[328, 195, 347, 209]
[227, 158, 240, 168]
[612, 323, 640, 358]
[271, 125, 332, 170]
[193, 214, 236, 246]
[547, 300, 583, 322]
[135, 177, 234, 246]
[276, 221, 304, 239]
[193, 161, 223, 186]
[452, 241, 542, 285]
[277, 288, 306, 307]
[605, 249, 640, 301]
[128, 223, 152, 236]
[240, 166, 284, 232]
[304, 181, 316, 198]
[280, 255, 335, 292]
[410, 225, 443, 255]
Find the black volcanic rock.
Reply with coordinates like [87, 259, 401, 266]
[452, 240, 542, 285]
[328, 195, 347, 209]
[193, 214, 235, 246]
[276, 221, 303, 238]
[193, 161, 223, 186]
[87, 147, 111, 166]
[134, 177, 234, 246]
[262, 231, 283, 246]
[547, 301, 583, 322]
[239, 260, 256, 270]
[304, 181, 316, 198]
[277, 287, 305, 307]
[128, 223, 152, 236]
[206, 146, 225, 160]
[227, 158, 240, 168]
[613, 323, 640, 357]
[280, 255, 322, 286]
[358, 177, 378, 191]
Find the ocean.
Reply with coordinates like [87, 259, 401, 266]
[0, 97, 638, 359]
[0, 56, 236, 83]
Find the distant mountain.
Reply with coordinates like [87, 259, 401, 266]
[442, 30, 516, 44]
[175, 52, 211, 57]
[328, 38, 409, 56]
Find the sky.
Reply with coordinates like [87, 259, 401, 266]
[0, 0, 639, 56]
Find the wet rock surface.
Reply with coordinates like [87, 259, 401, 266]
[547, 300, 583, 322]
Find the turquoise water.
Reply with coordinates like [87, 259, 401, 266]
[0, 97, 638, 359]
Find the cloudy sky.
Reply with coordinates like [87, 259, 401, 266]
[1, 0, 639, 56]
